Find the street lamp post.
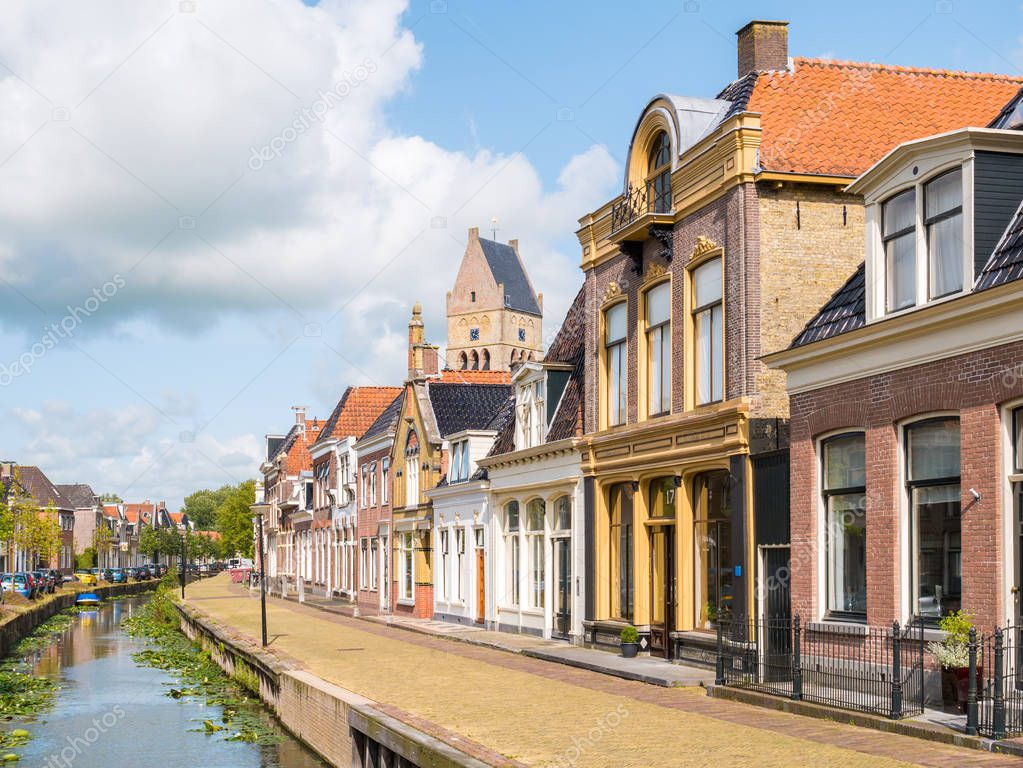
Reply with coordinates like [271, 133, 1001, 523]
[250, 503, 269, 647]
[179, 530, 187, 600]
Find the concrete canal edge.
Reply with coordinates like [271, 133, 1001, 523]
[174, 600, 500, 768]
[0, 580, 156, 658]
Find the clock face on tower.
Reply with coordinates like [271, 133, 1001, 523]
[470, 328, 480, 341]
[518, 328, 526, 342]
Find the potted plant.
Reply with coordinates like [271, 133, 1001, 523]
[704, 601, 719, 629]
[927, 610, 976, 712]
[620, 626, 640, 658]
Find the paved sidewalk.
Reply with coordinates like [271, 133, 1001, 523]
[190, 575, 1019, 767]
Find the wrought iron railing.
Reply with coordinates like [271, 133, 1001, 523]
[610, 182, 672, 233]
[716, 614, 925, 719]
[969, 623, 1023, 738]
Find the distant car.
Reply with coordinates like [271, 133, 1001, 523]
[31, 571, 54, 594]
[109, 568, 126, 584]
[74, 570, 98, 586]
[47, 569, 64, 588]
[3, 572, 35, 600]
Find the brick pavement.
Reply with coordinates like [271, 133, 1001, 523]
[186, 575, 1020, 767]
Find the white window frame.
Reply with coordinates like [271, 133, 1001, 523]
[382, 458, 390, 505]
[605, 302, 628, 427]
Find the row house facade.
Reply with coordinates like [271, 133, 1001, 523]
[572, 20, 1023, 663]
[766, 114, 1023, 656]
[13, 466, 75, 573]
[308, 385, 401, 600]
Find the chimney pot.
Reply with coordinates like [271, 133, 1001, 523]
[292, 405, 307, 425]
[468, 227, 479, 240]
[509, 238, 519, 252]
[736, 20, 788, 78]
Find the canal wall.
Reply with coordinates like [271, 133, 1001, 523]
[175, 600, 494, 768]
[0, 581, 156, 657]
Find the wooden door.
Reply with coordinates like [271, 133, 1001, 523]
[475, 548, 485, 623]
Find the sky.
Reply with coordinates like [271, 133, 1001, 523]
[2, 0, 1022, 510]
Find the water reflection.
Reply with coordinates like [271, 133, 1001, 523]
[9, 597, 325, 768]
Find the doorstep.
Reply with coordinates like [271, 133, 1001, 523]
[705, 684, 1023, 757]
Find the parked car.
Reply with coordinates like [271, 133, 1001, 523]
[74, 570, 98, 586]
[31, 571, 54, 594]
[109, 568, 126, 584]
[47, 569, 64, 588]
[2, 572, 35, 600]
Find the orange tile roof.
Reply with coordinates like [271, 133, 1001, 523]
[439, 369, 512, 384]
[283, 420, 320, 475]
[193, 529, 221, 539]
[747, 58, 1023, 177]
[102, 504, 120, 519]
[318, 386, 403, 442]
[122, 502, 154, 524]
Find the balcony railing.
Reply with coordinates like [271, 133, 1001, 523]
[610, 182, 672, 234]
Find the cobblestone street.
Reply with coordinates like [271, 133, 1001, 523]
[186, 576, 1020, 768]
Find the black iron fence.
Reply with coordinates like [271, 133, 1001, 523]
[967, 624, 1023, 738]
[716, 614, 925, 719]
[610, 182, 672, 232]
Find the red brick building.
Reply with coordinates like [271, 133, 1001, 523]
[767, 119, 1023, 636]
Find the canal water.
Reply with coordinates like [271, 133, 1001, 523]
[10, 596, 326, 768]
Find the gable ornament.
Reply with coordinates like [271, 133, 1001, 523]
[645, 261, 667, 280]
[602, 281, 621, 304]
[692, 235, 719, 259]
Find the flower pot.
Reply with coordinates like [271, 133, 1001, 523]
[941, 666, 981, 713]
[620, 641, 639, 658]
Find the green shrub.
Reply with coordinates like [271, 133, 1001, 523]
[620, 626, 639, 644]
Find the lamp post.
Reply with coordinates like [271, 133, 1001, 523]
[250, 503, 269, 647]
[179, 529, 187, 600]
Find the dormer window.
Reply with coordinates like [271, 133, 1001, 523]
[647, 131, 671, 214]
[515, 373, 547, 450]
[883, 188, 916, 312]
[925, 169, 963, 299]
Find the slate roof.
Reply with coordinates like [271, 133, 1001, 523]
[426, 382, 512, 438]
[478, 237, 541, 315]
[716, 59, 1023, 177]
[17, 466, 74, 511]
[359, 391, 405, 443]
[316, 386, 403, 444]
[54, 483, 98, 509]
[976, 200, 1023, 291]
[989, 87, 1023, 129]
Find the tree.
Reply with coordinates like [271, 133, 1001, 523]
[99, 493, 122, 503]
[93, 525, 114, 567]
[215, 480, 256, 559]
[140, 526, 180, 565]
[182, 486, 232, 530]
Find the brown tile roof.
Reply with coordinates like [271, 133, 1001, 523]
[102, 504, 120, 520]
[16, 466, 74, 511]
[439, 369, 512, 384]
[317, 386, 403, 443]
[745, 58, 1023, 177]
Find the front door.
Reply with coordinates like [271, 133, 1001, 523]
[649, 526, 676, 659]
[552, 537, 571, 640]
[475, 548, 485, 623]
[379, 536, 390, 612]
[762, 546, 792, 681]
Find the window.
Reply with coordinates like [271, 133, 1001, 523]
[646, 131, 671, 214]
[505, 501, 520, 606]
[554, 496, 571, 531]
[883, 188, 916, 312]
[649, 476, 677, 519]
[369, 462, 377, 507]
[470, 290, 476, 302]
[821, 433, 867, 619]
[398, 531, 414, 601]
[646, 282, 671, 416]
[906, 418, 961, 622]
[692, 258, 723, 405]
[382, 458, 389, 505]
[405, 430, 420, 506]
[527, 499, 545, 609]
[925, 169, 963, 299]
[369, 537, 378, 590]
[456, 528, 465, 602]
[459, 352, 468, 370]
[516, 376, 546, 450]
[609, 484, 633, 621]
[359, 537, 368, 589]
[482, 349, 491, 370]
[605, 303, 628, 426]
[694, 471, 731, 626]
[470, 350, 479, 370]
[441, 529, 450, 599]
[361, 465, 369, 509]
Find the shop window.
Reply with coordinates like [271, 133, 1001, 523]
[694, 470, 731, 628]
[609, 483, 634, 621]
[821, 433, 867, 619]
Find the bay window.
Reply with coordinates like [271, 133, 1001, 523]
[605, 303, 627, 426]
[822, 433, 867, 618]
[883, 188, 916, 312]
[609, 483, 634, 621]
[906, 417, 961, 621]
[646, 282, 671, 416]
[926, 169, 963, 299]
[527, 499, 545, 609]
[692, 258, 723, 405]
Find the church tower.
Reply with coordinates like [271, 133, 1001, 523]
[446, 227, 543, 372]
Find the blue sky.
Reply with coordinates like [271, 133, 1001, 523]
[1, 0, 1021, 510]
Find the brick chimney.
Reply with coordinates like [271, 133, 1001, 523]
[291, 405, 307, 433]
[736, 20, 788, 78]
